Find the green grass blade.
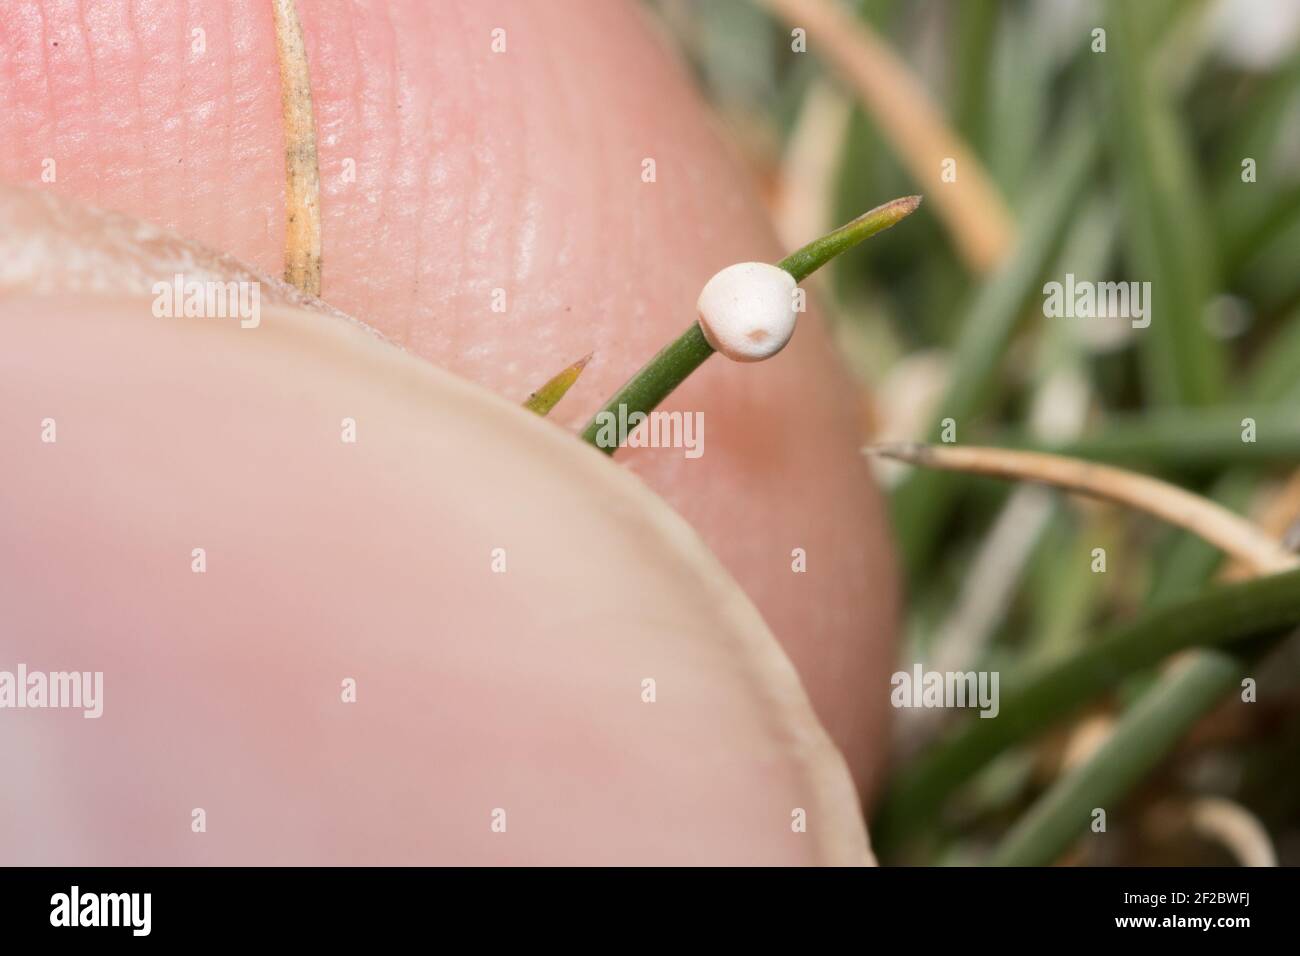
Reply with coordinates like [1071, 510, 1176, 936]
[579, 197, 921, 453]
[988, 650, 1244, 866]
[1003, 406, 1300, 467]
[874, 566, 1300, 844]
[1101, 0, 1225, 406]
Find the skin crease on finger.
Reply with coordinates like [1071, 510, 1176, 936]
[0, 0, 899, 796]
[0, 289, 872, 865]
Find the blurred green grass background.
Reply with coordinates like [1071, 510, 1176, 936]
[651, 0, 1300, 865]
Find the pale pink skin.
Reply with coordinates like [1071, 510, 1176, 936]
[0, 0, 899, 860]
[0, 292, 872, 865]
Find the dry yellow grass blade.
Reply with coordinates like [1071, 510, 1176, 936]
[1221, 469, 1300, 580]
[756, 0, 1015, 273]
[866, 443, 1297, 575]
[271, 0, 323, 296]
[1185, 797, 1278, 868]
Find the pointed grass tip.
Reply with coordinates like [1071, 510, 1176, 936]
[778, 195, 923, 283]
[523, 352, 593, 417]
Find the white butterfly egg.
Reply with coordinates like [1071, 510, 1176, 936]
[696, 262, 798, 362]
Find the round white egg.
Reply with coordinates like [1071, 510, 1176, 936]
[696, 262, 798, 362]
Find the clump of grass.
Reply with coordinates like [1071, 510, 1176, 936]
[666, 0, 1300, 865]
